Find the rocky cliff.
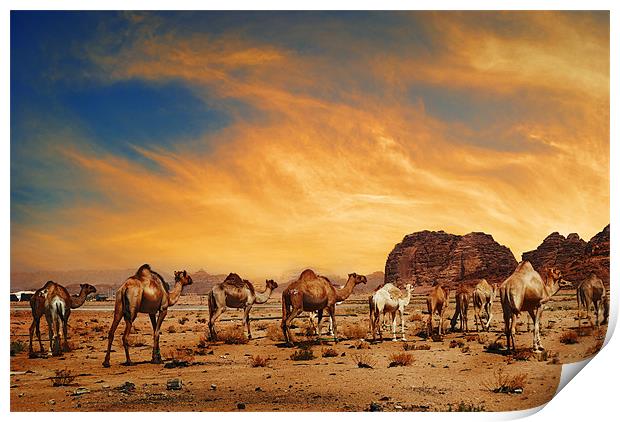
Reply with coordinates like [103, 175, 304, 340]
[384, 230, 517, 286]
[523, 225, 610, 285]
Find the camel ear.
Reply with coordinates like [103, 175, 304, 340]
[183, 270, 187, 277]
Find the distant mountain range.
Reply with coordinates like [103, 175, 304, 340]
[10, 267, 385, 295]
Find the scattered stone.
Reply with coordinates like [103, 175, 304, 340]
[394, 404, 403, 410]
[18, 393, 24, 398]
[210, 384, 217, 390]
[379, 396, 390, 401]
[237, 402, 246, 410]
[48, 399, 56, 405]
[115, 381, 136, 393]
[255, 387, 263, 392]
[71, 387, 90, 396]
[164, 360, 189, 369]
[166, 379, 183, 390]
[368, 402, 383, 412]
[513, 388, 524, 394]
[533, 350, 548, 362]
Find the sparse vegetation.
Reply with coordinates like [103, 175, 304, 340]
[10, 340, 25, 356]
[354, 340, 370, 349]
[388, 352, 414, 367]
[403, 342, 431, 351]
[560, 330, 579, 344]
[197, 334, 209, 349]
[448, 401, 486, 412]
[266, 324, 284, 342]
[178, 316, 189, 325]
[321, 347, 339, 357]
[290, 348, 315, 361]
[342, 324, 367, 340]
[167, 325, 177, 334]
[449, 339, 465, 348]
[586, 340, 604, 356]
[196, 317, 207, 324]
[249, 355, 270, 367]
[483, 369, 527, 394]
[168, 348, 195, 363]
[509, 348, 534, 361]
[51, 369, 76, 387]
[219, 326, 249, 345]
[485, 340, 504, 352]
[351, 353, 376, 369]
[410, 313, 424, 322]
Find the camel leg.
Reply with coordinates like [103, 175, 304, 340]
[391, 310, 398, 341]
[438, 304, 445, 336]
[315, 309, 324, 336]
[326, 304, 338, 342]
[28, 317, 37, 357]
[529, 308, 541, 351]
[121, 318, 135, 366]
[243, 305, 253, 339]
[400, 306, 407, 341]
[208, 305, 227, 341]
[52, 311, 62, 356]
[485, 301, 493, 331]
[62, 309, 71, 352]
[282, 307, 302, 346]
[593, 299, 600, 327]
[102, 307, 123, 367]
[36, 318, 44, 353]
[151, 309, 167, 364]
[427, 313, 434, 338]
[502, 307, 513, 352]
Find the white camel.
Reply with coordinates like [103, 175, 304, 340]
[369, 283, 413, 341]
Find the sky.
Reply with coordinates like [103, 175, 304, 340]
[10, 11, 610, 278]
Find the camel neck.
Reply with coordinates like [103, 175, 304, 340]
[254, 286, 274, 304]
[70, 291, 88, 309]
[335, 278, 356, 302]
[168, 282, 184, 306]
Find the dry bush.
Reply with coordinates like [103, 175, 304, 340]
[354, 340, 370, 349]
[483, 369, 527, 393]
[249, 355, 270, 367]
[461, 345, 470, 353]
[255, 322, 268, 331]
[485, 340, 504, 352]
[449, 339, 465, 348]
[196, 334, 209, 349]
[266, 324, 285, 342]
[219, 326, 249, 345]
[586, 340, 604, 356]
[510, 348, 534, 361]
[321, 347, 339, 357]
[388, 352, 415, 367]
[465, 334, 480, 342]
[93, 325, 104, 333]
[196, 317, 207, 324]
[178, 317, 189, 326]
[10, 341, 25, 356]
[410, 312, 424, 322]
[351, 353, 376, 369]
[290, 348, 315, 361]
[342, 324, 367, 340]
[127, 336, 146, 347]
[167, 325, 177, 334]
[448, 401, 486, 412]
[51, 369, 76, 387]
[560, 331, 579, 344]
[300, 320, 317, 336]
[403, 342, 431, 351]
[168, 348, 195, 362]
[477, 334, 488, 344]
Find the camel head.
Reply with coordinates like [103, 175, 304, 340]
[405, 283, 413, 293]
[79, 283, 97, 297]
[265, 279, 278, 290]
[347, 273, 367, 285]
[545, 268, 570, 293]
[174, 270, 193, 286]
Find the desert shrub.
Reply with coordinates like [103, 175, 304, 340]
[249, 355, 270, 367]
[510, 349, 534, 361]
[178, 317, 189, 325]
[167, 325, 177, 334]
[404, 343, 431, 351]
[586, 340, 604, 356]
[354, 340, 370, 349]
[321, 347, 339, 357]
[51, 369, 76, 387]
[351, 353, 376, 369]
[448, 401, 486, 412]
[10, 341, 25, 356]
[255, 322, 268, 331]
[342, 324, 367, 340]
[477, 334, 488, 344]
[219, 326, 249, 345]
[290, 348, 315, 361]
[89, 318, 98, 323]
[560, 331, 579, 344]
[388, 352, 414, 367]
[93, 325, 104, 333]
[485, 340, 504, 352]
[266, 324, 285, 342]
[449, 339, 465, 348]
[197, 334, 209, 349]
[410, 312, 424, 322]
[196, 317, 207, 324]
[484, 369, 527, 394]
[127, 336, 146, 347]
[465, 334, 481, 342]
[461, 345, 470, 353]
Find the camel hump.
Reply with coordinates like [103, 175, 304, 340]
[135, 263, 152, 278]
[223, 273, 252, 292]
[516, 261, 534, 272]
[151, 270, 169, 292]
[385, 284, 404, 300]
[298, 269, 318, 280]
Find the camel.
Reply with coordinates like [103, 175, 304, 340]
[426, 283, 450, 337]
[499, 261, 570, 352]
[577, 273, 609, 328]
[281, 269, 367, 345]
[369, 283, 413, 341]
[450, 286, 473, 333]
[102, 264, 193, 367]
[29, 281, 96, 356]
[472, 279, 498, 332]
[208, 273, 278, 340]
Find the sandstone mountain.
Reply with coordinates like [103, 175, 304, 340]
[384, 230, 517, 287]
[522, 224, 610, 285]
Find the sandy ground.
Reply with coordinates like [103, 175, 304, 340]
[9, 290, 606, 412]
